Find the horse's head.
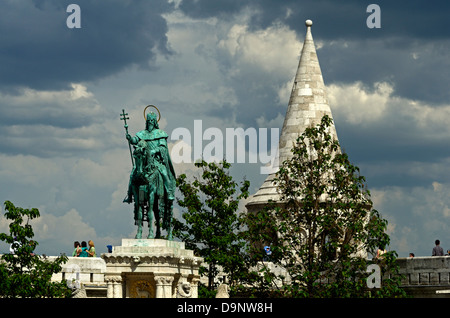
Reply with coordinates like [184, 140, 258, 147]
[133, 140, 149, 177]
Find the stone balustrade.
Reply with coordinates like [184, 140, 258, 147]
[4, 253, 450, 297]
[48, 256, 107, 297]
[50, 256, 106, 284]
[396, 256, 450, 297]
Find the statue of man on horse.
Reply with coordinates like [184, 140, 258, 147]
[121, 106, 176, 240]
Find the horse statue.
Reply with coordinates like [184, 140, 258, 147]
[122, 108, 176, 240]
[128, 140, 160, 239]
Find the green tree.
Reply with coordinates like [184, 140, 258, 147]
[173, 160, 250, 297]
[242, 115, 406, 297]
[0, 200, 72, 298]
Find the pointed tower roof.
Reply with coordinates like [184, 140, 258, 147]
[246, 20, 339, 212]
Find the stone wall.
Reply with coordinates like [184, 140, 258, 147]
[397, 256, 450, 297]
[49, 256, 108, 298]
[5, 254, 450, 298]
[49, 239, 203, 298]
[49, 255, 450, 298]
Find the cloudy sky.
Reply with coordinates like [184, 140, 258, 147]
[0, 0, 449, 258]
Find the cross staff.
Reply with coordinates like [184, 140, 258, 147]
[120, 109, 134, 167]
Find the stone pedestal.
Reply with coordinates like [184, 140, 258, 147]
[101, 239, 203, 298]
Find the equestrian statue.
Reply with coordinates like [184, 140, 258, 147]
[121, 106, 176, 240]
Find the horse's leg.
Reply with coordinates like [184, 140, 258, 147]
[165, 201, 174, 241]
[156, 200, 165, 239]
[147, 191, 155, 239]
[135, 202, 143, 239]
[155, 210, 161, 238]
[152, 195, 160, 239]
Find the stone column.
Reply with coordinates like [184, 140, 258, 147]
[155, 275, 174, 298]
[189, 276, 201, 298]
[106, 276, 114, 298]
[102, 239, 204, 298]
[114, 277, 123, 298]
[106, 275, 123, 298]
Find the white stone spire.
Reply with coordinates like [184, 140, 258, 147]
[246, 20, 339, 211]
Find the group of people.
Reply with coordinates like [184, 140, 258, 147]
[408, 239, 450, 258]
[72, 240, 96, 257]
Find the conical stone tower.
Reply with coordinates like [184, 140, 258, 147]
[246, 20, 339, 214]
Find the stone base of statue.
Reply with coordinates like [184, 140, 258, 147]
[101, 239, 203, 298]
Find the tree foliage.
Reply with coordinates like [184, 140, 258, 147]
[0, 200, 72, 298]
[241, 115, 406, 297]
[173, 160, 250, 296]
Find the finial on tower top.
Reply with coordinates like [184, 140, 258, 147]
[305, 19, 313, 27]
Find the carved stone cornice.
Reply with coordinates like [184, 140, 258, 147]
[104, 275, 122, 283]
[102, 253, 202, 267]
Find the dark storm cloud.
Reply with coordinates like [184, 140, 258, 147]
[179, 0, 450, 41]
[318, 38, 450, 104]
[0, 0, 174, 91]
[179, 0, 450, 104]
[334, 101, 450, 189]
[338, 120, 450, 164]
[0, 93, 103, 128]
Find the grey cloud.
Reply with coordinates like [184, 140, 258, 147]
[0, 0, 174, 91]
[372, 182, 450, 257]
[335, 104, 450, 189]
[0, 83, 112, 157]
[179, 0, 450, 41]
[0, 97, 104, 129]
[178, 0, 450, 105]
[319, 38, 450, 104]
[0, 1, 448, 259]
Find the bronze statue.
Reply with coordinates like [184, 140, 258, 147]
[121, 106, 176, 240]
